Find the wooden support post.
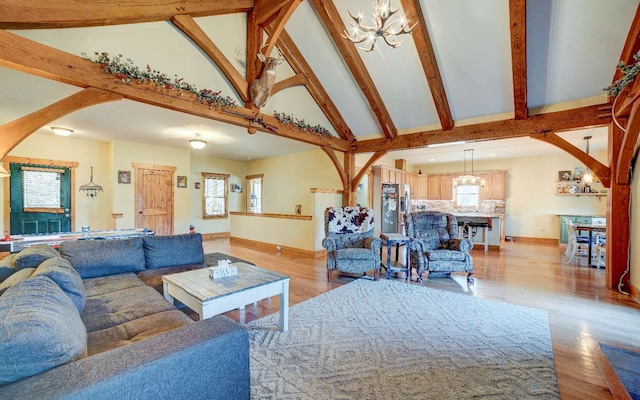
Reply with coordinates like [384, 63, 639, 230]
[606, 122, 631, 291]
[343, 152, 356, 207]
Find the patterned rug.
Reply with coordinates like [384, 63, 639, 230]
[247, 279, 559, 399]
[600, 343, 640, 399]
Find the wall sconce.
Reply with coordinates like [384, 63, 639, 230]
[51, 127, 73, 137]
[189, 133, 207, 150]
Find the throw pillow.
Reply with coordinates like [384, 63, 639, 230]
[0, 255, 14, 283]
[0, 275, 87, 385]
[0, 268, 35, 296]
[32, 257, 85, 313]
[59, 237, 145, 279]
[143, 233, 204, 269]
[12, 245, 59, 271]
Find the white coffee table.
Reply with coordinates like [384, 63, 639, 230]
[162, 262, 290, 331]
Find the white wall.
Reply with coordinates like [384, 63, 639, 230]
[410, 151, 608, 239]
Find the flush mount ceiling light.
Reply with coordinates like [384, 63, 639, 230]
[452, 149, 485, 188]
[189, 133, 207, 150]
[342, 0, 417, 52]
[51, 127, 73, 137]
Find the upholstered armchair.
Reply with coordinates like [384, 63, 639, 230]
[322, 206, 382, 282]
[404, 211, 474, 283]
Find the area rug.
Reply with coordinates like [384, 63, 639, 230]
[247, 279, 559, 399]
[600, 343, 640, 399]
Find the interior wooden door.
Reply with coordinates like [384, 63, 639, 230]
[133, 163, 175, 235]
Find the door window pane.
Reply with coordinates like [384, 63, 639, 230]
[23, 170, 61, 208]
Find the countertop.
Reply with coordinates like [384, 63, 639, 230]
[452, 213, 504, 218]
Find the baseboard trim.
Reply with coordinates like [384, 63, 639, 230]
[230, 237, 316, 258]
[510, 236, 558, 245]
[202, 232, 230, 240]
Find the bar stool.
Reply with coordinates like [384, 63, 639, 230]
[457, 220, 489, 252]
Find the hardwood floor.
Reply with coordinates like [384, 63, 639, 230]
[202, 239, 640, 399]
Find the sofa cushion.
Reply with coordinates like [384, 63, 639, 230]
[0, 255, 14, 283]
[143, 233, 204, 269]
[82, 285, 177, 333]
[12, 245, 59, 271]
[0, 267, 35, 296]
[87, 310, 194, 356]
[32, 257, 85, 313]
[60, 238, 145, 278]
[335, 248, 374, 260]
[0, 275, 87, 386]
[83, 272, 146, 298]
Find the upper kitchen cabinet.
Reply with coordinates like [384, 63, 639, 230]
[479, 171, 507, 200]
[416, 175, 429, 199]
[427, 174, 454, 201]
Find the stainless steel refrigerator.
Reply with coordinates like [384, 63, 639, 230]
[381, 183, 411, 234]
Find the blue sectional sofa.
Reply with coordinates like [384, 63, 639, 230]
[0, 233, 250, 400]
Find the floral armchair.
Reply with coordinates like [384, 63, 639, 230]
[322, 206, 382, 282]
[404, 211, 474, 283]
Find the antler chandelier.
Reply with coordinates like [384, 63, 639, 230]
[342, 0, 417, 52]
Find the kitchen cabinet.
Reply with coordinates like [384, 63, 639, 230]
[416, 175, 429, 199]
[479, 170, 506, 200]
[427, 175, 453, 200]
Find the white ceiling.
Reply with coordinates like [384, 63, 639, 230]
[0, 0, 636, 165]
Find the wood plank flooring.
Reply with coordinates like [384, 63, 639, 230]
[202, 239, 640, 399]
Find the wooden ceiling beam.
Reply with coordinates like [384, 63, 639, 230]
[309, 0, 398, 140]
[0, 0, 253, 29]
[0, 88, 123, 160]
[615, 101, 640, 184]
[530, 132, 611, 187]
[509, 0, 528, 120]
[171, 15, 249, 103]
[260, 0, 301, 59]
[351, 150, 387, 192]
[254, 0, 293, 26]
[354, 104, 609, 153]
[271, 29, 355, 142]
[271, 74, 307, 96]
[0, 29, 350, 152]
[321, 146, 348, 191]
[400, 0, 453, 131]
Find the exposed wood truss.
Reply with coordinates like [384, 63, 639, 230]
[0, 0, 254, 29]
[352, 151, 388, 192]
[0, 88, 122, 159]
[354, 105, 609, 153]
[509, 0, 527, 120]
[309, 0, 397, 140]
[400, 0, 453, 131]
[530, 133, 611, 187]
[0, 29, 350, 152]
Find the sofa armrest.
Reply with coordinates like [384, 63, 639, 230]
[363, 237, 382, 253]
[322, 237, 336, 252]
[444, 238, 474, 253]
[0, 316, 249, 400]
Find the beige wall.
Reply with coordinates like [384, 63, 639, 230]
[246, 149, 343, 216]
[190, 154, 246, 233]
[3, 132, 112, 233]
[411, 151, 608, 239]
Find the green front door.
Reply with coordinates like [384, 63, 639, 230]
[9, 163, 72, 235]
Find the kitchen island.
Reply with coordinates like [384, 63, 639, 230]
[452, 213, 504, 250]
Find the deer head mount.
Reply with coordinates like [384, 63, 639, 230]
[249, 45, 284, 108]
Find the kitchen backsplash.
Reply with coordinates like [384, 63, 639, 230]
[411, 200, 506, 214]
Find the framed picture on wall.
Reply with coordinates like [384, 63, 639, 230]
[195, 182, 201, 189]
[558, 170, 571, 181]
[118, 170, 131, 184]
[231, 183, 243, 193]
[177, 176, 187, 188]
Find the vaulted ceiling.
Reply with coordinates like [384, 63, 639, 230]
[0, 0, 637, 166]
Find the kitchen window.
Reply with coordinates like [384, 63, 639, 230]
[455, 185, 480, 209]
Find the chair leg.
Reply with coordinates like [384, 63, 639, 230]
[417, 271, 428, 283]
[327, 269, 332, 283]
[467, 272, 474, 283]
[374, 268, 380, 281]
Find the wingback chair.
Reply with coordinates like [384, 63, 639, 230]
[322, 206, 382, 282]
[404, 211, 474, 283]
